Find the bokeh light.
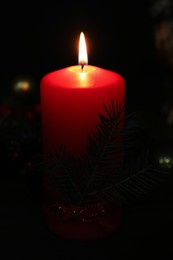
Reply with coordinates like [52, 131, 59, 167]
[12, 75, 35, 94]
[14, 81, 30, 92]
[158, 154, 173, 169]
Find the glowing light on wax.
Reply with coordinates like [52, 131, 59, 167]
[40, 32, 125, 157]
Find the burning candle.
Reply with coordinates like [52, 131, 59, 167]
[40, 32, 125, 157]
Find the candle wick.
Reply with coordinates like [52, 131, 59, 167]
[81, 64, 84, 70]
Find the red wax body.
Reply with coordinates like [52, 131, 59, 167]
[40, 65, 125, 157]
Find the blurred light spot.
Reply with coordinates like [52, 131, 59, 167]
[159, 158, 164, 164]
[14, 81, 30, 92]
[158, 155, 173, 169]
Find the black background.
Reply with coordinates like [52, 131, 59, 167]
[1, 1, 173, 259]
[0, 0, 161, 107]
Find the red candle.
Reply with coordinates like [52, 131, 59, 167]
[41, 32, 125, 157]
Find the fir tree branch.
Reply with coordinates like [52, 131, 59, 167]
[44, 145, 82, 203]
[39, 100, 171, 206]
[87, 163, 169, 204]
[78, 101, 125, 205]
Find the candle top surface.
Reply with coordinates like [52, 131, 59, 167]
[41, 65, 125, 89]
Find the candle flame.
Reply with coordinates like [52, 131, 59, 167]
[78, 32, 88, 68]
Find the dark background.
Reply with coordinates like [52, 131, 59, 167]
[1, 1, 173, 259]
[0, 0, 160, 108]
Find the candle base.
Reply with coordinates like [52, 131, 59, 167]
[42, 170, 123, 240]
[42, 202, 123, 241]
